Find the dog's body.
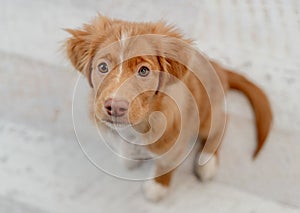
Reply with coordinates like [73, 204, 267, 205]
[65, 15, 272, 202]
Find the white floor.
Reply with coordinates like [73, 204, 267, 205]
[0, 120, 299, 213]
[0, 0, 300, 212]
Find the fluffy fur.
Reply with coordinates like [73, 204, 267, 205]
[65, 15, 273, 202]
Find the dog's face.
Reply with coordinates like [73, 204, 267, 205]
[66, 15, 191, 129]
[91, 54, 162, 127]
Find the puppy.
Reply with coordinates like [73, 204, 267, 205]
[65, 15, 272, 202]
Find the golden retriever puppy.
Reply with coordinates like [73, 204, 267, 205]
[65, 15, 272, 202]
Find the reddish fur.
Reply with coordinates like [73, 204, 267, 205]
[65, 15, 273, 195]
[226, 70, 273, 157]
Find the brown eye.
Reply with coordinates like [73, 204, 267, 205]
[138, 66, 150, 77]
[98, 62, 109, 73]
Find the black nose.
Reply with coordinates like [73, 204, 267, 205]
[104, 99, 129, 117]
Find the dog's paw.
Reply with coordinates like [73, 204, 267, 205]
[194, 155, 218, 181]
[142, 180, 168, 202]
[121, 158, 142, 170]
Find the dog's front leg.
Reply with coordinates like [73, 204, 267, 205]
[142, 162, 173, 202]
[142, 143, 184, 202]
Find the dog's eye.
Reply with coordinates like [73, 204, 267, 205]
[98, 62, 109, 73]
[138, 66, 150, 77]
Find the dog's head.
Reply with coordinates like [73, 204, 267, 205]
[65, 15, 193, 129]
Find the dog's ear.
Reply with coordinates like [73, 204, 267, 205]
[64, 15, 112, 86]
[65, 28, 93, 73]
[157, 56, 188, 87]
[155, 35, 193, 86]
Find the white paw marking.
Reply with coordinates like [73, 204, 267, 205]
[195, 155, 218, 181]
[142, 180, 168, 202]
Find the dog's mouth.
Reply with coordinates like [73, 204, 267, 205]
[101, 119, 131, 129]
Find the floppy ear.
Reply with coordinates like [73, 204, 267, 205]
[65, 28, 93, 73]
[157, 56, 188, 87]
[64, 15, 112, 87]
[155, 35, 193, 87]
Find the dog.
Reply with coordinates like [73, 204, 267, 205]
[65, 15, 272, 202]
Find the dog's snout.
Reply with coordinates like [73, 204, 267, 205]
[104, 99, 129, 117]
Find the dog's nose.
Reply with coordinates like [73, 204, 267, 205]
[104, 99, 129, 117]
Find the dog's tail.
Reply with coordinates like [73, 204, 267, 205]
[226, 70, 273, 158]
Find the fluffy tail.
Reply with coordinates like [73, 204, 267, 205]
[226, 71, 273, 158]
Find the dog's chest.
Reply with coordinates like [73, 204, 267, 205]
[102, 126, 151, 159]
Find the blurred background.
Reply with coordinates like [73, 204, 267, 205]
[0, 0, 300, 212]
